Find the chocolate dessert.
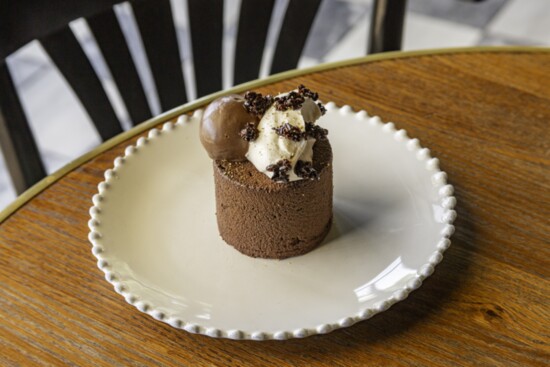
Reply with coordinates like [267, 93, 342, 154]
[200, 86, 333, 259]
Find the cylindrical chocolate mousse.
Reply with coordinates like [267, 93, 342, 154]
[214, 139, 333, 259]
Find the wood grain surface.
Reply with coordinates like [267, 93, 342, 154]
[1, 50, 549, 366]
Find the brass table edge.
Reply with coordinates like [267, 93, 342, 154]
[1, 46, 548, 223]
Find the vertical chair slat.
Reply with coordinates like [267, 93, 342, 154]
[0, 63, 46, 193]
[187, 0, 223, 97]
[368, 0, 407, 54]
[234, 0, 275, 85]
[0, 0, 120, 60]
[40, 27, 123, 141]
[132, 0, 187, 111]
[270, 0, 321, 75]
[87, 9, 153, 125]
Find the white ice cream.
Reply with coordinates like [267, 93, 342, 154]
[245, 96, 322, 181]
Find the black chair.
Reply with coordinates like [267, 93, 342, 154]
[0, 0, 408, 194]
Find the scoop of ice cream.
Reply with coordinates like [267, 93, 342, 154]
[199, 95, 258, 161]
[245, 94, 324, 182]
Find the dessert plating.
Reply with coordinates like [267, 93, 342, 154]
[200, 85, 333, 259]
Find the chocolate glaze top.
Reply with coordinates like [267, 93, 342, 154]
[199, 95, 258, 161]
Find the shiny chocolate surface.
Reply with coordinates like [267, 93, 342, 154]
[199, 95, 258, 161]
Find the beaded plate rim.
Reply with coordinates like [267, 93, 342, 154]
[88, 103, 456, 340]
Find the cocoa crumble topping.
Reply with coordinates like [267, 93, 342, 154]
[239, 122, 258, 141]
[295, 160, 319, 180]
[274, 91, 305, 111]
[298, 84, 319, 101]
[244, 91, 274, 117]
[273, 121, 329, 142]
[317, 102, 327, 115]
[243, 85, 326, 117]
[266, 159, 292, 183]
[273, 122, 303, 142]
[304, 122, 328, 141]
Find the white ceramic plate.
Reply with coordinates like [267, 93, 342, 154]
[88, 103, 456, 340]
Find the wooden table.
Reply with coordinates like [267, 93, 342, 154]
[1, 48, 549, 366]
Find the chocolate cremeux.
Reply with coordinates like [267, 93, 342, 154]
[199, 85, 333, 259]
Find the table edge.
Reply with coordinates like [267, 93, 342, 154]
[1, 46, 549, 223]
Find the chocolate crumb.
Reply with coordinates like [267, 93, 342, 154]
[239, 122, 258, 141]
[244, 91, 274, 117]
[295, 160, 319, 180]
[274, 91, 305, 111]
[317, 102, 327, 115]
[266, 159, 291, 183]
[298, 84, 319, 101]
[273, 122, 304, 142]
[305, 122, 328, 141]
[243, 85, 325, 116]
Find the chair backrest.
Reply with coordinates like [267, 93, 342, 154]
[0, 0, 404, 194]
